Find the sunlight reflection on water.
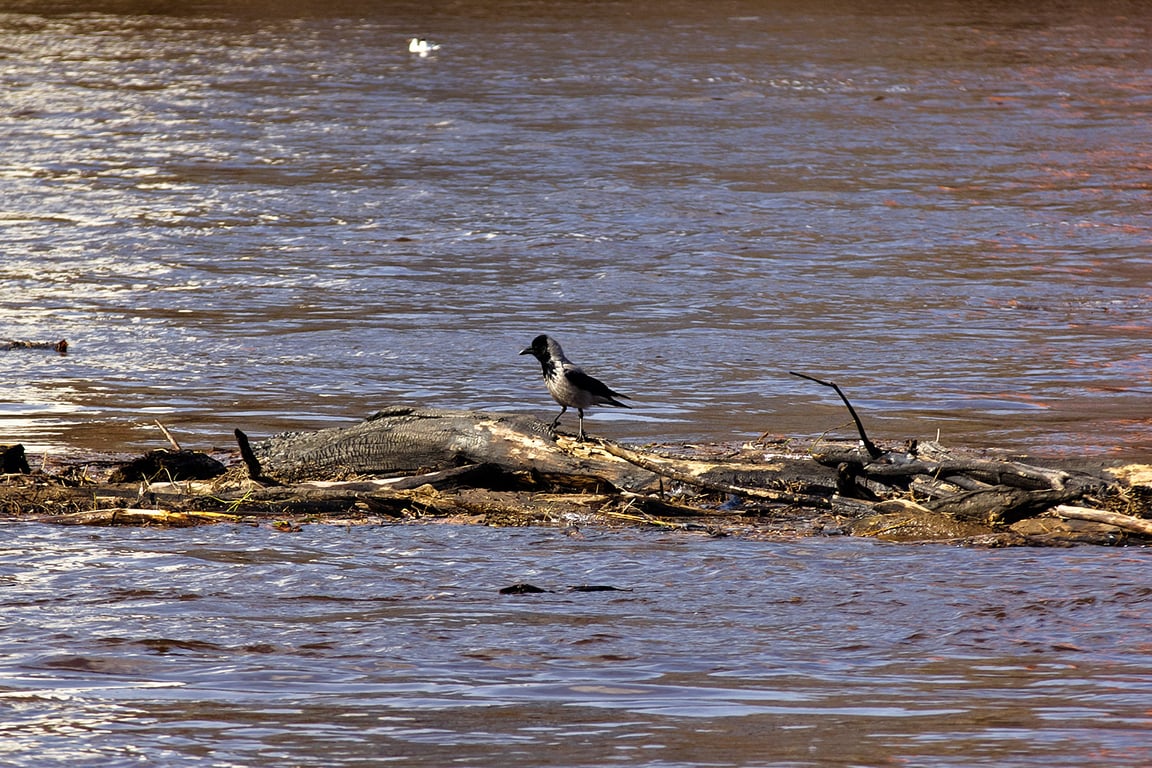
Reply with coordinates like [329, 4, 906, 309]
[3, 1, 1152, 454]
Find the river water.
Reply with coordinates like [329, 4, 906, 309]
[1, 522, 1151, 768]
[2, 4, 1152, 766]
[1, 0, 1151, 456]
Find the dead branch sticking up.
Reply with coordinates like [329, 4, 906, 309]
[790, 371, 883, 459]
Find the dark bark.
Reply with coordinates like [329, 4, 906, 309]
[108, 449, 227, 483]
[924, 486, 1082, 526]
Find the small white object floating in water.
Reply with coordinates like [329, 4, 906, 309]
[408, 38, 440, 56]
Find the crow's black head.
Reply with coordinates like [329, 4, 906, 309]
[519, 334, 551, 361]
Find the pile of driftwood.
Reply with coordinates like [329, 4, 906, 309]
[3, 404, 1151, 546]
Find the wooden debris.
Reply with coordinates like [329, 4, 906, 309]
[108, 449, 227, 483]
[0, 406, 1149, 546]
[154, 421, 182, 452]
[1047, 504, 1152, 537]
[924, 487, 1081, 526]
[599, 440, 831, 508]
[3, 339, 67, 354]
[40, 508, 240, 526]
[790, 371, 883, 459]
[237, 407, 657, 491]
[859, 457, 1071, 491]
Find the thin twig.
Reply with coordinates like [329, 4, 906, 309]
[154, 421, 182, 451]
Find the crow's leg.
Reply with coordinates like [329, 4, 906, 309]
[549, 405, 567, 430]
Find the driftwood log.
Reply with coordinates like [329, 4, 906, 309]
[237, 406, 661, 491]
[1047, 504, 1152, 537]
[3, 405, 1151, 545]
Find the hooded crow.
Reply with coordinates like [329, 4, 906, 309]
[519, 334, 630, 441]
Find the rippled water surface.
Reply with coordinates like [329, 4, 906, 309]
[1, 0, 1150, 455]
[1, 523, 1150, 767]
[3, 5, 1151, 765]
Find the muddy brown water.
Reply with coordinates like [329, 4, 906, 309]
[2, 0, 1151, 457]
[2, 2, 1152, 765]
[1, 523, 1151, 767]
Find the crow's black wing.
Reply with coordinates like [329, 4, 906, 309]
[564, 368, 631, 405]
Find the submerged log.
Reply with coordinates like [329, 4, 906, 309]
[3, 339, 68, 354]
[849, 498, 997, 542]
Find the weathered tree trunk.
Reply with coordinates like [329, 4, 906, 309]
[240, 406, 660, 491]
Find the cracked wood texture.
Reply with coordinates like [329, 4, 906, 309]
[245, 406, 658, 490]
